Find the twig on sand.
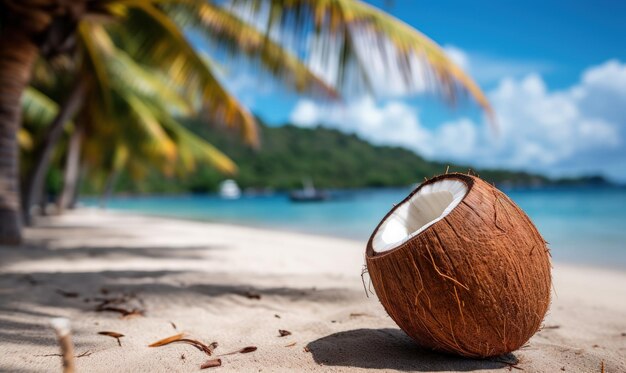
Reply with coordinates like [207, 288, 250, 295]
[37, 350, 92, 358]
[76, 350, 93, 358]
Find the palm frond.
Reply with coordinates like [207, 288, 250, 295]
[78, 21, 113, 107]
[82, 23, 193, 116]
[81, 89, 177, 179]
[75, 16, 238, 180]
[123, 92, 179, 161]
[159, 114, 237, 175]
[108, 4, 259, 146]
[162, 0, 339, 100]
[22, 86, 59, 129]
[229, 0, 492, 118]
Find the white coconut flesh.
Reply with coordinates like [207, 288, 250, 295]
[372, 179, 468, 253]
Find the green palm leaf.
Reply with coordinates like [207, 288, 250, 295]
[22, 86, 58, 129]
[80, 22, 192, 116]
[20, 86, 60, 150]
[107, 3, 260, 146]
[77, 24, 238, 178]
[159, 113, 238, 175]
[229, 0, 492, 117]
[162, 0, 339, 100]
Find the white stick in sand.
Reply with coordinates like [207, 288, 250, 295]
[50, 318, 75, 373]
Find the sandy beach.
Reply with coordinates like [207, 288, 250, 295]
[0, 209, 624, 372]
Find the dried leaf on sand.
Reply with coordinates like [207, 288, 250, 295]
[149, 333, 185, 347]
[278, 330, 292, 337]
[219, 346, 257, 356]
[98, 331, 125, 346]
[200, 358, 222, 369]
[148, 333, 217, 356]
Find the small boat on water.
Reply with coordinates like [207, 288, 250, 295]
[218, 179, 241, 199]
[289, 179, 329, 202]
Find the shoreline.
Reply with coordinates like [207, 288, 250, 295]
[0, 209, 624, 372]
[86, 206, 367, 245]
[80, 206, 626, 272]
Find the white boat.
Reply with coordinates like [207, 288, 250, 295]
[289, 178, 329, 202]
[218, 179, 241, 199]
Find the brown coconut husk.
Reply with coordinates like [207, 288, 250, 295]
[365, 173, 551, 358]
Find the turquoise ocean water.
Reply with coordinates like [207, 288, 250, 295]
[84, 186, 626, 269]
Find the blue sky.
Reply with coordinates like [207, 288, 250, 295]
[216, 1, 626, 182]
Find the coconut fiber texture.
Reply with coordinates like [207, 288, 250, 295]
[365, 173, 552, 358]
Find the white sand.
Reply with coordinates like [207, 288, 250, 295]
[0, 209, 624, 372]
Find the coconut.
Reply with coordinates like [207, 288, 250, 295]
[365, 173, 551, 358]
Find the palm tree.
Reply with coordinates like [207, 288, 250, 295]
[0, 0, 491, 244]
[16, 1, 338, 228]
[21, 26, 241, 214]
[23, 25, 229, 222]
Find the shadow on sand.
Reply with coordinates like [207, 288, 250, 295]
[306, 328, 517, 372]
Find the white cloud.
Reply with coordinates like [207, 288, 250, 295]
[437, 72, 620, 171]
[290, 97, 430, 148]
[443, 45, 554, 85]
[290, 58, 626, 181]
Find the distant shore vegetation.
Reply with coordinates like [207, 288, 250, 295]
[50, 120, 609, 197]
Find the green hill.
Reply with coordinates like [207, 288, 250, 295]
[111, 120, 607, 194]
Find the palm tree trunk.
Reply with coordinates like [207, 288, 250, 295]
[99, 169, 120, 209]
[22, 78, 87, 226]
[68, 164, 86, 210]
[57, 121, 84, 213]
[0, 26, 39, 245]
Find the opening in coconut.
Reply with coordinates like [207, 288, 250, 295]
[372, 178, 468, 253]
